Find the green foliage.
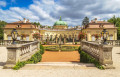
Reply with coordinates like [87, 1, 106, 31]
[44, 46, 79, 51]
[82, 16, 89, 26]
[78, 47, 104, 70]
[44, 42, 47, 45]
[13, 61, 26, 70]
[75, 42, 77, 45]
[40, 44, 44, 54]
[13, 45, 44, 70]
[13, 51, 42, 70]
[0, 20, 7, 40]
[0, 20, 7, 27]
[108, 15, 120, 40]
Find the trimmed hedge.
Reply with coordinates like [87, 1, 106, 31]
[78, 47, 104, 70]
[13, 44, 44, 70]
[44, 46, 79, 51]
[40, 44, 44, 54]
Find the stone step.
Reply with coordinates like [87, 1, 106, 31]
[20, 62, 96, 70]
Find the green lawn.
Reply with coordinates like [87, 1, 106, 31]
[44, 45, 79, 51]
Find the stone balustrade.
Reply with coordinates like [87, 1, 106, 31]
[4, 41, 40, 68]
[106, 40, 120, 46]
[81, 41, 114, 69]
[0, 40, 33, 46]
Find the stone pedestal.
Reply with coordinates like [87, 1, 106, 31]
[4, 44, 21, 69]
[99, 45, 114, 69]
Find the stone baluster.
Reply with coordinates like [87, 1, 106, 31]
[55, 34, 58, 44]
[113, 41, 115, 46]
[47, 34, 49, 45]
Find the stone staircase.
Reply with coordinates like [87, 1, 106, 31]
[20, 62, 95, 70]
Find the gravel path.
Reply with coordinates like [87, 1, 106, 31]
[41, 51, 80, 62]
[0, 47, 120, 77]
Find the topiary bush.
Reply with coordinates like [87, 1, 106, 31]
[75, 42, 77, 45]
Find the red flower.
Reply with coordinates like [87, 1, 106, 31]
[32, 33, 40, 39]
[78, 32, 86, 40]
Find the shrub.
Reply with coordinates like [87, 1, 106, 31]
[13, 51, 42, 70]
[44, 46, 79, 51]
[78, 46, 104, 70]
[75, 42, 77, 45]
[44, 42, 47, 45]
[40, 44, 44, 54]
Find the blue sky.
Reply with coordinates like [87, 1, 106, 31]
[2, 0, 33, 10]
[0, 0, 120, 26]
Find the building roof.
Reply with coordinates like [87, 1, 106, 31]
[54, 16, 68, 26]
[4, 18, 38, 29]
[84, 18, 117, 29]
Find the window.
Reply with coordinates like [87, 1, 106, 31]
[109, 35, 113, 40]
[26, 36, 29, 41]
[101, 36, 103, 40]
[92, 36, 95, 41]
[17, 36, 20, 40]
[8, 36, 12, 40]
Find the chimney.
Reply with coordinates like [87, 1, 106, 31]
[94, 18, 97, 23]
[91, 20, 94, 23]
[27, 19, 30, 22]
[23, 18, 26, 23]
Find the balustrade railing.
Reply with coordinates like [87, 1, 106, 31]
[81, 41, 113, 69]
[0, 40, 33, 46]
[4, 41, 40, 68]
[106, 40, 120, 46]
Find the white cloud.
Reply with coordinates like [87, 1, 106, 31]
[1, 0, 120, 26]
[0, 1, 6, 7]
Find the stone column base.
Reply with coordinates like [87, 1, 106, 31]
[3, 64, 15, 69]
[102, 64, 115, 69]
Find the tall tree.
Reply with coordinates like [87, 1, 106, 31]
[82, 17, 89, 26]
[0, 20, 7, 39]
[108, 15, 120, 40]
[33, 22, 42, 27]
[108, 15, 118, 26]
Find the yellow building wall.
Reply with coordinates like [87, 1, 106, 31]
[4, 29, 39, 41]
[40, 29, 81, 40]
[82, 28, 117, 41]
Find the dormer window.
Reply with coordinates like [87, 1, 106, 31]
[16, 24, 21, 28]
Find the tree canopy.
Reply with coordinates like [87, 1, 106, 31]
[108, 15, 120, 39]
[0, 20, 7, 39]
[32, 22, 42, 27]
[82, 17, 89, 26]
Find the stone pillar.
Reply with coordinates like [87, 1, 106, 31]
[64, 34, 66, 44]
[72, 34, 75, 44]
[47, 34, 49, 45]
[59, 34, 62, 44]
[4, 44, 22, 69]
[55, 34, 58, 44]
[99, 45, 114, 69]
